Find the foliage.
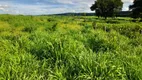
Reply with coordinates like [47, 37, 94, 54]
[90, 0, 123, 19]
[129, 0, 142, 20]
[0, 15, 142, 80]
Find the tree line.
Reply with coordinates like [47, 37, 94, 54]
[90, 0, 142, 21]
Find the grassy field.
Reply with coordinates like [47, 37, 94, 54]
[0, 14, 142, 80]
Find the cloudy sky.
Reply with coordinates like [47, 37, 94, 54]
[0, 0, 133, 15]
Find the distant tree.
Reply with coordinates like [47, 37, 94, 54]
[90, 0, 123, 19]
[129, 0, 142, 21]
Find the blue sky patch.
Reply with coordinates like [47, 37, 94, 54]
[0, 0, 133, 15]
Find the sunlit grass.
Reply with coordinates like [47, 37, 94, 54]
[0, 14, 142, 80]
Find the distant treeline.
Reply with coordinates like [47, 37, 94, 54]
[54, 11, 131, 17]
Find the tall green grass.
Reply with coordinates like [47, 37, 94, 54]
[0, 14, 142, 80]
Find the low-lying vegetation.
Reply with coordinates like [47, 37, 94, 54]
[0, 14, 142, 80]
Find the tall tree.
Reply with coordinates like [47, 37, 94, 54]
[129, 0, 142, 21]
[90, 0, 123, 19]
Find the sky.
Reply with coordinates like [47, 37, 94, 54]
[0, 0, 133, 15]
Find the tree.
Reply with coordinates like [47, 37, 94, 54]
[129, 0, 142, 21]
[90, 0, 123, 19]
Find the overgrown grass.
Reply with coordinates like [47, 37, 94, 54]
[0, 14, 142, 80]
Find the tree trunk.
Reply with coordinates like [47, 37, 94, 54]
[105, 16, 107, 20]
[140, 18, 142, 22]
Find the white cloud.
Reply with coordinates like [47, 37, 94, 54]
[0, 7, 4, 10]
[122, 0, 133, 3]
[0, 4, 9, 12]
[56, 0, 73, 4]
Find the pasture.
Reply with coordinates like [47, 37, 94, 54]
[0, 14, 142, 80]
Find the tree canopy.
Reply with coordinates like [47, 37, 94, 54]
[90, 0, 123, 19]
[129, 0, 142, 20]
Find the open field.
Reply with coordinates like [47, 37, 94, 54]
[0, 14, 142, 80]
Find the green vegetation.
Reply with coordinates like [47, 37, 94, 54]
[0, 14, 142, 80]
[90, 0, 123, 19]
[129, 0, 142, 21]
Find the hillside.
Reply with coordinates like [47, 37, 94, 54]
[53, 11, 131, 17]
